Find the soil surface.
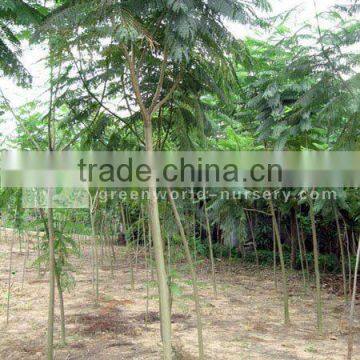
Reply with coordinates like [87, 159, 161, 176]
[0, 229, 359, 359]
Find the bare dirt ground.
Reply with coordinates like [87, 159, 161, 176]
[0, 230, 359, 359]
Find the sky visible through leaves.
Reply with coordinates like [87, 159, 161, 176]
[0, 0, 346, 137]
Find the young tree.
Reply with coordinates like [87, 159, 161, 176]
[42, 2, 270, 357]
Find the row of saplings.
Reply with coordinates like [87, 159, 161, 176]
[1, 200, 360, 360]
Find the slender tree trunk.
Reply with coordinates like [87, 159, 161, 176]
[269, 198, 290, 324]
[351, 231, 356, 256]
[56, 233, 66, 348]
[55, 270, 66, 345]
[130, 254, 135, 291]
[290, 208, 297, 270]
[168, 188, 204, 359]
[94, 238, 99, 302]
[47, 203, 56, 360]
[334, 207, 348, 301]
[344, 223, 352, 298]
[246, 211, 259, 267]
[203, 189, 217, 296]
[193, 206, 197, 262]
[90, 227, 95, 289]
[109, 222, 117, 275]
[100, 217, 104, 266]
[166, 234, 173, 313]
[309, 199, 323, 334]
[124, 43, 178, 358]
[129, 222, 136, 291]
[90, 210, 99, 306]
[144, 118, 172, 358]
[36, 226, 41, 278]
[272, 219, 278, 291]
[300, 224, 310, 277]
[21, 233, 30, 289]
[144, 216, 150, 329]
[18, 230, 22, 254]
[148, 215, 154, 281]
[0, 220, 3, 246]
[295, 211, 307, 290]
[122, 203, 135, 290]
[6, 227, 15, 325]
[347, 235, 360, 360]
[134, 210, 141, 278]
[120, 202, 127, 244]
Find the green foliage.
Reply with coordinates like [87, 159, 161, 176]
[243, 249, 340, 273]
[32, 212, 81, 291]
[303, 252, 340, 273]
[212, 243, 238, 258]
[1, 0, 359, 291]
[0, 0, 44, 85]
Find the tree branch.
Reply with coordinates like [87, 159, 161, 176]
[151, 73, 182, 116]
[0, 88, 42, 150]
[121, 44, 149, 120]
[150, 46, 168, 112]
[67, 47, 144, 145]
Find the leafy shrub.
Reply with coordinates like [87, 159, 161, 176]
[244, 249, 340, 273]
[244, 249, 273, 265]
[212, 243, 238, 258]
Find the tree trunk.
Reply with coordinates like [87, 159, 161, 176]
[36, 225, 41, 278]
[90, 208, 99, 306]
[21, 233, 30, 289]
[134, 210, 141, 284]
[203, 189, 217, 296]
[309, 199, 323, 334]
[300, 224, 310, 277]
[344, 223, 352, 298]
[295, 211, 307, 290]
[47, 203, 56, 360]
[144, 117, 172, 359]
[351, 231, 356, 256]
[269, 198, 290, 325]
[347, 235, 360, 360]
[6, 227, 15, 325]
[193, 206, 197, 261]
[334, 207, 348, 301]
[246, 211, 259, 267]
[110, 231, 116, 276]
[120, 202, 127, 244]
[100, 216, 105, 266]
[144, 215, 150, 329]
[121, 203, 135, 290]
[55, 269, 66, 345]
[290, 208, 297, 270]
[166, 233, 173, 313]
[168, 188, 204, 359]
[272, 220, 278, 290]
[18, 230, 22, 254]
